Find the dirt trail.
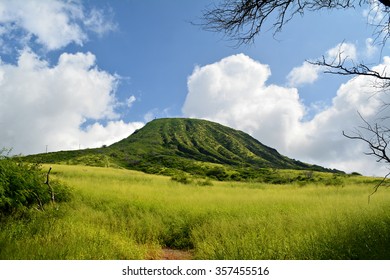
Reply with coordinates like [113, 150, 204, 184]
[160, 248, 193, 260]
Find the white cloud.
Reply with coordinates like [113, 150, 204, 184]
[183, 54, 390, 176]
[326, 42, 357, 62]
[126, 95, 137, 108]
[144, 111, 156, 123]
[0, 49, 143, 155]
[363, 0, 387, 27]
[365, 38, 378, 58]
[78, 120, 143, 150]
[183, 53, 305, 150]
[143, 107, 173, 122]
[84, 7, 117, 36]
[287, 61, 320, 87]
[0, 0, 115, 51]
[0, 1, 140, 155]
[287, 42, 357, 87]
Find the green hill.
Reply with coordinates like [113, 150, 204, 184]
[24, 118, 341, 181]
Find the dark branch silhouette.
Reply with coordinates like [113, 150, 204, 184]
[343, 113, 390, 164]
[343, 113, 390, 199]
[201, 0, 390, 45]
[45, 166, 55, 204]
[309, 54, 390, 89]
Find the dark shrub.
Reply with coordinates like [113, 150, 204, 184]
[206, 167, 229, 181]
[0, 155, 71, 214]
[171, 173, 192, 184]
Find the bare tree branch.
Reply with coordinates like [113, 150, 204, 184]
[309, 54, 390, 89]
[366, 0, 390, 46]
[45, 166, 55, 204]
[343, 112, 390, 163]
[200, 0, 390, 45]
[342, 112, 390, 199]
[368, 171, 390, 203]
[310, 56, 389, 80]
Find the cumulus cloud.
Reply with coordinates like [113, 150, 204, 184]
[183, 54, 305, 151]
[78, 120, 143, 150]
[0, 1, 140, 155]
[287, 42, 357, 87]
[287, 61, 320, 87]
[183, 53, 390, 176]
[326, 42, 357, 61]
[0, 0, 115, 51]
[0, 49, 143, 155]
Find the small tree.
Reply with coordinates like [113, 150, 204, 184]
[0, 152, 71, 214]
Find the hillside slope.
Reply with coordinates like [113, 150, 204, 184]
[24, 118, 340, 179]
[111, 118, 307, 168]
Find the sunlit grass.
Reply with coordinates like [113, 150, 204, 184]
[1, 164, 390, 259]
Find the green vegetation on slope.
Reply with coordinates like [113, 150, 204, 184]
[23, 118, 341, 180]
[1, 164, 389, 260]
[0, 152, 72, 215]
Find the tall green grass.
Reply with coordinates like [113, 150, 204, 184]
[1, 164, 390, 259]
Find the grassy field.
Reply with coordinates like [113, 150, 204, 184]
[1, 164, 390, 260]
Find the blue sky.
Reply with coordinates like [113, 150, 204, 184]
[48, 0, 374, 121]
[82, 1, 371, 118]
[0, 0, 389, 176]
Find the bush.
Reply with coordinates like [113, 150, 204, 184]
[171, 173, 192, 184]
[324, 174, 344, 187]
[196, 178, 213, 186]
[50, 178, 73, 203]
[0, 155, 72, 214]
[206, 167, 229, 181]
